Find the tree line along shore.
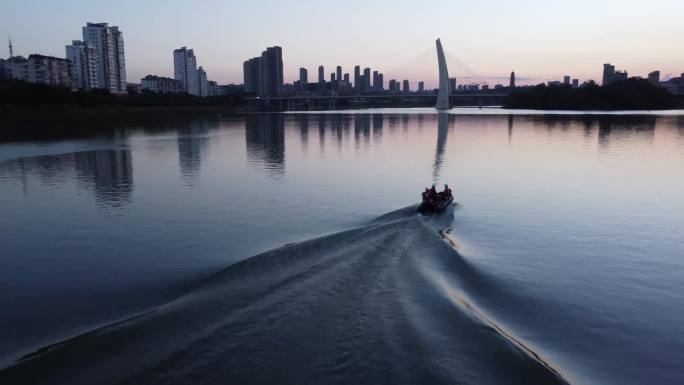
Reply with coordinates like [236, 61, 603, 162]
[1, 78, 681, 142]
[502, 78, 679, 110]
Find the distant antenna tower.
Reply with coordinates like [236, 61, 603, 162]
[8, 35, 13, 58]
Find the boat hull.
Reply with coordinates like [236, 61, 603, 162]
[418, 196, 453, 214]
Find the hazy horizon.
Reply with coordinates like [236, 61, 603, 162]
[2, 0, 683, 87]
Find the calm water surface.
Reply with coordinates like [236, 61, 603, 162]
[1, 109, 684, 385]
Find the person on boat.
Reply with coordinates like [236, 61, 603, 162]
[428, 184, 438, 201]
[443, 184, 452, 198]
[421, 188, 430, 202]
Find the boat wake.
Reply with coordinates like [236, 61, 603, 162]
[0, 205, 568, 385]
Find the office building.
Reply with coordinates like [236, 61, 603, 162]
[354, 65, 360, 93]
[402, 79, 409, 93]
[318, 65, 324, 83]
[140, 75, 183, 93]
[449, 78, 456, 92]
[564, 76, 571, 85]
[175, 47, 199, 95]
[418, 81, 424, 93]
[363, 67, 371, 93]
[572, 79, 579, 88]
[336, 66, 342, 84]
[65, 40, 99, 90]
[343, 73, 350, 83]
[82, 22, 126, 93]
[510, 71, 516, 87]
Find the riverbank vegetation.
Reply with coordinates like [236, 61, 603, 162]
[0, 79, 245, 141]
[503, 78, 677, 110]
[0, 79, 244, 107]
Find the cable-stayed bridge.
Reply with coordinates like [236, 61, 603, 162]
[248, 39, 509, 111]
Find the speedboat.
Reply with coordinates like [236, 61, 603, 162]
[418, 193, 453, 214]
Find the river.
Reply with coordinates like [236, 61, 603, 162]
[1, 109, 683, 384]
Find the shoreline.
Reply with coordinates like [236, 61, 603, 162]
[0, 104, 245, 142]
[2, 105, 683, 143]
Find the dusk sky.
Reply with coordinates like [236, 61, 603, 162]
[2, 0, 683, 87]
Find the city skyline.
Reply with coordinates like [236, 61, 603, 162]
[2, 0, 684, 87]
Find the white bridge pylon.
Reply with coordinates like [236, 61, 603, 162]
[435, 38, 451, 110]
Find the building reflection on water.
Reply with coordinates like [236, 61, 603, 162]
[0, 148, 134, 209]
[245, 114, 285, 177]
[2, 113, 674, 204]
[177, 121, 213, 184]
[433, 113, 449, 182]
[75, 149, 133, 207]
[372, 114, 384, 147]
[295, 115, 309, 153]
[317, 115, 326, 155]
[354, 114, 371, 152]
[597, 116, 656, 151]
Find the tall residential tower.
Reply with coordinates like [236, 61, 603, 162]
[82, 22, 126, 93]
[65, 40, 99, 90]
[174, 47, 199, 95]
[243, 46, 283, 97]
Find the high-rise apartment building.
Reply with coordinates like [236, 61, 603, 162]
[299, 67, 308, 84]
[244, 57, 261, 94]
[243, 46, 283, 97]
[261, 46, 283, 96]
[402, 79, 410, 93]
[602, 64, 615, 85]
[354, 65, 361, 94]
[510, 71, 516, 87]
[82, 22, 126, 93]
[174, 47, 199, 95]
[198, 66, 208, 97]
[336, 66, 342, 84]
[65, 40, 99, 90]
[648, 71, 660, 84]
[363, 68, 371, 93]
[449, 78, 456, 92]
